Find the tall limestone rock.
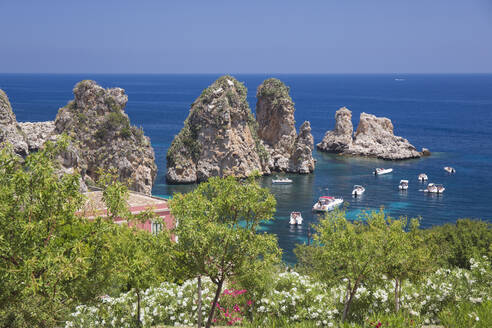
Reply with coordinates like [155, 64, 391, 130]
[316, 107, 353, 152]
[0, 89, 29, 156]
[290, 121, 315, 173]
[317, 108, 422, 160]
[256, 78, 315, 173]
[166, 76, 316, 183]
[54, 80, 157, 194]
[166, 76, 265, 183]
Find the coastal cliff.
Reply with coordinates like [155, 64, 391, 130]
[317, 107, 422, 160]
[166, 76, 315, 183]
[1, 82, 157, 195]
[0, 89, 29, 156]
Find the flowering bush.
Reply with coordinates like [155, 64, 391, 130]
[65, 277, 217, 327]
[213, 287, 251, 326]
[65, 257, 492, 327]
[252, 272, 338, 327]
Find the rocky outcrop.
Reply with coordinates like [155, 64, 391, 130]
[1, 84, 156, 194]
[54, 80, 157, 194]
[256, 78, 314, 173]
[166, 76, 265, 183]
[290, 121, 315, 173]
[166, 76, 315, 184]
[421, 148, 431, 156]
[19, 121, 56, 152]
[0, 89, 29, 156]
[316, 106, 353, 153]
[317, 108, 422, 160]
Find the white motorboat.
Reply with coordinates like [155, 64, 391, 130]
[418, 173, 428, 182]
[352, 185, 365, 196]
[444, 167, 456, 174]
[374, 168, 393, 175]
[272, 176, 293, 184]
[289, 211, 303, 225]
[312, 196, 344, 212]
[399, 179, 409, 190]
[424, 183, 445, 194]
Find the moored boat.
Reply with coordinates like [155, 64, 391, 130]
[399, 179, 409, 190]
[272, 176, 293, 184]
[444, 166, 456, 174]
[424, 183, 445, 193]
[312, 196, 343, 212]
[374, 168, 393, 175]
[418, 173, 428, 181]
[289, 211, 303, 225]
[352, 185, 365, 196]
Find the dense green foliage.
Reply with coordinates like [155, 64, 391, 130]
[0, 140, 173, 328]
[422, 218, 492, 268]
[439, 300, 492, 328]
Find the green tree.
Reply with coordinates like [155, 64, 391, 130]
[0, 140, 117, 327]
[301, 209, 383, 321]
[370, 212, 432, 312]
[170, 176, 280, 328]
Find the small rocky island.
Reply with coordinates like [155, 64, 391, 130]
[0, 81, 157, 195]
[166, 76, 315, 184]
[317, 107, 425, 160]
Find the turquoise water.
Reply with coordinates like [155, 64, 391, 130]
[1, 74, 491, 263]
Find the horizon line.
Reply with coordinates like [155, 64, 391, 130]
[1, 72, 492, 75]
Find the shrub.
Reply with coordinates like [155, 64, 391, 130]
[439, 300, 492, 328]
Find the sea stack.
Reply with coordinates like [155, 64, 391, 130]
[54, 80, 157, 194]
[166, 76, 265, 183]
[256, 78, 315, 173]
[315, 106, 353, 153]
[317, 107, 422, 160]
[166, 76, 315, 184]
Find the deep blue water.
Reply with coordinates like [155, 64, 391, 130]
[1, 74, 492, 263]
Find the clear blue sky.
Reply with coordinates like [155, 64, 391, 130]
[1, 0, 491, 73]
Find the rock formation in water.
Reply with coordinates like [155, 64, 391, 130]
[317, 107, 422, 160]
[166, 76, 265, 183]
[54, 80, 157, 194]
[315, 106, 353, 153]
[256, 78, 315, 173]
[0, 89, 29, 156]
[166, 76, 315, 183]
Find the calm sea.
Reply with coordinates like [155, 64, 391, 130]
[1, 74, 492, 262]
